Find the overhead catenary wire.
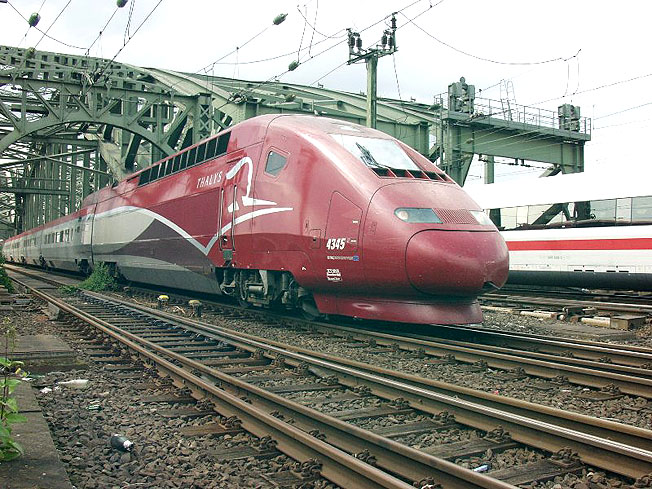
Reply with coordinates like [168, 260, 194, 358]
[297, 4, 308, 63]
[211, 2, 429, 111]
[309, 0, 441, 91]
[85, 6, 121, 56]
[124, 0, 136, 45]
[391, 53, 409, 125]
[164, 15, 290, 96]
[307, 0, 319, 57]
[208, 0, 424, 70]
[83, 0, 166, 94]
[16, 0, 49, 47]
[593, 101, 652, 120]
[34, 0, 74, 48]
[211, 2, 455, 127]
[197, 26, 272, 73]
[594, 117, 652, 131]
[6, 0, 85, 50]
[295, 0, 341, 41]
[532, 71, 652, 106]
[201, 23, 347, 68]
[400, 9, 580, 66]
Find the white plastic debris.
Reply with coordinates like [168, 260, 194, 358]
[39, 387, 52, 394]
[58, 379, 90, 390]
[110, 434, 133, 452]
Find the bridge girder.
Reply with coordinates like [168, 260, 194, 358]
[0, 45, 591, 239]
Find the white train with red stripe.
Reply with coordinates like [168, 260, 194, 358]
[465, 171, 652, 291]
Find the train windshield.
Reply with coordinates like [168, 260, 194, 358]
[331, 134, 420, 171]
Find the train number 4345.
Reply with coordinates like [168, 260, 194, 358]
[326, 237, 346, 250]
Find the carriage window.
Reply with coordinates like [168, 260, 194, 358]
[150, 165, 161, 181]
[265, 151, 287, 176]
[498, 206, 527, 230]
[527, 204, 565, 226]
[168, 159, 175, 175]
[188, 147, 197, 167]
[139, 168, 151, 186]
[217, 132, 231, 155]
[205, 138, 218, 159]
[632, 196, 652, 222]
[616, 198, 632, 222]
[196, 143, 206, 164]
[590, 199, 616, 221]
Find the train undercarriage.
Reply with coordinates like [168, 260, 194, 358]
[218, 268, 321, 318]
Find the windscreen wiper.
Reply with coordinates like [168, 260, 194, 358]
[356, 142, 389, 168]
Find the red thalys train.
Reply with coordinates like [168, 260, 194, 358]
[3, 115, 508, 324]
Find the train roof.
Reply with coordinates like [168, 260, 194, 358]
[464, 170, 652, 209]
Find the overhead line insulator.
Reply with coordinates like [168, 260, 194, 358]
[273, 13, 288, 25]
[28, 13, 41, 27]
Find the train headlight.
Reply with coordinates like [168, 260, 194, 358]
[394, 208, 442, 223]
[470, 210, 494, 226]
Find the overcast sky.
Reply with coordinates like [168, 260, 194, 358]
[1, 0, 650, 183]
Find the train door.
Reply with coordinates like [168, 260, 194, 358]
[219, 180, 236, 259]
[83, 207, 96, 267]
[218, 152, 258, 264]
[252, 148, 292, 252]
[325, 192, 362, 255]
[324, 192, 363, 286]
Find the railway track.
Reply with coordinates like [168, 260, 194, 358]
[11, 265, 652, 398]
[480, 289, 652, 318]
[495, 286, 652, 307]
[7, 267, 652, 487]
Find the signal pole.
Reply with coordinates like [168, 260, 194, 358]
[347, 15, 397, 129]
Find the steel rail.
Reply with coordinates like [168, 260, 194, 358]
[399, 333, 652, 378]
[493, 287, 652, 306]
[252, 334, 652, 451]
[482, 292, 652, 315]
[80, 290, 652, 479]
[6, 265, 652, 396]
[8, 267, 652, 475]
[421, 323, 652, 368]
[16, 280, 518, 489]
[290, 323, 652, 398]
[449, 324, 652, 355]
[8, 265, 651, 365]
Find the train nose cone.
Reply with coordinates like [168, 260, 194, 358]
[405, 230, 509, 295]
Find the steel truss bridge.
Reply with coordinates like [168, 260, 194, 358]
[0, 45, 590, 237]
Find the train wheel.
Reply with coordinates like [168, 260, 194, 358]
[300, 296, 324, 321]
[236, 280, 251, 309]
